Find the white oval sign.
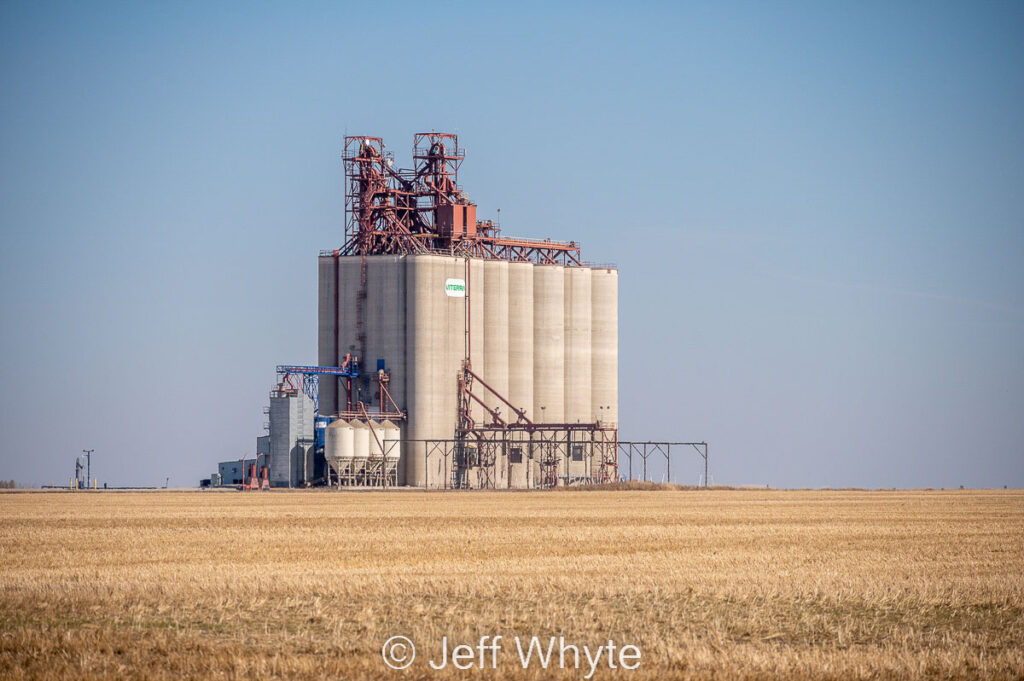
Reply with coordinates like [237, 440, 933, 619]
[444, 278, 466, 297]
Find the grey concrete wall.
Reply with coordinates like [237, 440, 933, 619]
[317, 256, 338, 415]
[591, 268, 618, 428]
[362, 255, 408, 484]
[507, 261, 535, 421]
[268, 392, 315, 487]
[482, 259, 509, 487]
[316, 255, 619, 487]
[564, 266, 592, 479]
[533, 265, 565, 424]
[564, 266, 592, 424]
[406, 255, 468, 487]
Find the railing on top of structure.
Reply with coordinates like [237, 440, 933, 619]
[319, 247, 616, 269]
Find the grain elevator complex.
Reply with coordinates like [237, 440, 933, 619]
[206, 132, 706, 490]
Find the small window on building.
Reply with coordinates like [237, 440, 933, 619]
[510, 447, 523, 464]
[571, 445, 584, 462]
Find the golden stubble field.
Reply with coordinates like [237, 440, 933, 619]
[0, 489, 1022, 680]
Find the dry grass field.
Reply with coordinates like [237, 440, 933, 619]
[1, 489, 1022, 680]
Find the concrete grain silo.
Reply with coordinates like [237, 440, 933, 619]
[351, 420, 369, 479]
[591, 268, 618, 428]
[316, 133, 618, 488]
[564, 266, 592, 425]
[268, 389, 315, 487]
[564, 266, 592, 479]
[325, 419, 353, 481]
[532, 264, 565, 425]
[482, 259, 509, 416]
[507, 261, 535, 422]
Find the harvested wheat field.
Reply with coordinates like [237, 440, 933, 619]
[1, 489, 1022, 680]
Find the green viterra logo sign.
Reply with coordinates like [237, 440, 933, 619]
[444, 278, 467, 297]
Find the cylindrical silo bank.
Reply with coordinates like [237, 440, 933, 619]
[363, 260, 407, 396]
[335, 256, 362, 411]
[316, 252, 618, 489]
[482, 259, 509, 487]
[563, 267, 593, 424]
[564, 266, 592, 479]
[533, 265, 565, 424]
[405, 255, 467, 487]
[507, 262, 535, 421]
[533, 264, 565, 485]
[317, 256, 339, 415]
[591, 267, 619, 429]
[482, 260, 510, 411]
[507, 261, 535, 488]
[467, 258, 486, 427]
[404, 255, 438, 488]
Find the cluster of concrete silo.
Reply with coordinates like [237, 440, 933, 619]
[318, 254, 618, 488]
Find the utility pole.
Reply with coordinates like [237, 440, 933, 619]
[82, 449, 94, 488]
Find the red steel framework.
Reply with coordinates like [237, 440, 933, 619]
[457, 362, 618, 487]
[338, 133, 583, 265]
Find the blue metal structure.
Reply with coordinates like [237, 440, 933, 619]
[314, 415, 333, 449]
[276, 363, 359, 414]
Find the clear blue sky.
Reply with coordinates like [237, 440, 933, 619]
[1, 1, 1021, 488]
